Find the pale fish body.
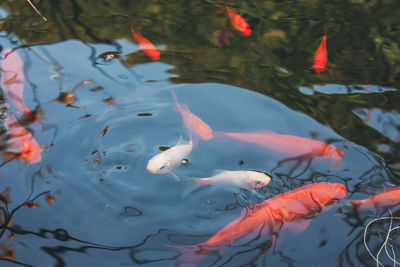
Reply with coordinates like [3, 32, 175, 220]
[147, 138, 193, 174]
[196, 170, 271, 188]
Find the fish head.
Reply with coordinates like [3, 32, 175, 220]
[240, 23, 251, 36]
[311, 183, 347, 207]
[247, 171, 271, 188]
[146, 152, 173, 174]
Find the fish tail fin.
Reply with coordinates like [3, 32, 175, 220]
[181, 178, 201, 198]
[131, 24, 141, 40]
[167, 244, 208, 267]
[213, 131, 227, 139]
[337, 200, 357, 215]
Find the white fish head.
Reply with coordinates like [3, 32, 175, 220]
[247, 171, 271, 188]
[146, 138, 193, 174]
[146, 152, 174, 174]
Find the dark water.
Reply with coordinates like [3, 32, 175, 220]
[0, 0, 400, 266]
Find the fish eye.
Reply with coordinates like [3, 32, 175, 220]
[159, 165, 165, 170]
[255, 180, 261, 184]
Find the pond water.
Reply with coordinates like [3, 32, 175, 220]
[0, 1, 400, 266]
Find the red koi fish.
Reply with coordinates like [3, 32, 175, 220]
[351, 187, 400, 211]
[174, 182, 346, 266]
[221, 130, 343, 161]
[131, 25, 160, 60]
[3, 115, 42, 164]
[1, 49, 30, 115]
[225, 6, 251, 36]
[172, 91, 212, 141]
[313, 30, 327, 73]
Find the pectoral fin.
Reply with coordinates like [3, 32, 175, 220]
[283, 218, 311, 234]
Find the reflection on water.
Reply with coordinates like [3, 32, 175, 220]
[0, 0, 399, 266]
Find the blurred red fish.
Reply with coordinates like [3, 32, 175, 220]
[3, 114, 42, 164]
[351, 187, 400, 211]
[0, 244, 15, 260]
[313, 30, 327, 73]
[172, 91, 212, 141]
[131, 25, 160, 60]
[174, 182, 346, 266]
[221, 130, 343, 167]
[1, 49, 29, 115]
[0, 49, 41, 124]
[225, 6, 251, 36]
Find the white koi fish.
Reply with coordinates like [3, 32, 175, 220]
[147, 138, 193, 174]
[195, 170, 271, 188]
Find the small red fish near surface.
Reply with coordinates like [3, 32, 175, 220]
[0, 244, 15, 260]
[131, 25, 160, 60]
[313, 31, 327, 73]
[173, 182, 346, 266]
[0, 49, 31, 115]
[225, 6, 251, 36]
[3, 115, 42, 164]
[221, 130, 343, 160]
[351, 187, 400, 211]
[172, 91, 212, 140]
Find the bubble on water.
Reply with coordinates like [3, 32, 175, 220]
[96, 51, 120, 65]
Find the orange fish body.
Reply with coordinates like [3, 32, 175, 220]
[1, 49, 30, 115]
[225, 7, 251, 36]
[351, 187, 400, 211]
[131, 25, 160, 60]
[172, 92, 212, 140]
[3, 115, 41, 164]
[222, 130, 343, 160]
[175, 182, 346, 266]
[313, 34, 327, 73]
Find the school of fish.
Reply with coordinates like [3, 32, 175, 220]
[2, 3, 398, 266]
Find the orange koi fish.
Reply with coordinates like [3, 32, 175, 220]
[174, 182, 346, 266]
[225, 6, 251, 36]
[172, 91, 212, 141]
[131, 25, 160, 60]
[3, 114, 42, 164]
[351, 187, 400, 211]
[313, 30, 327, 73]
[221, 130, 343, 160]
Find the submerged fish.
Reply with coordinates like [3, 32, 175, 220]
[131, 25, 160, 60]
[173, 182, 346, 266]
[225, 6, 251, 36]
[195, 170, 271, 188]
[221, 130, 343, 168]
[2, 114, 42, 164]
[1, 49, 30, 116]
[313, 30, 327, 73]
[172, 91, 212, 141]
[351, 187, 400, 211]
[147, 138, 193, 174]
